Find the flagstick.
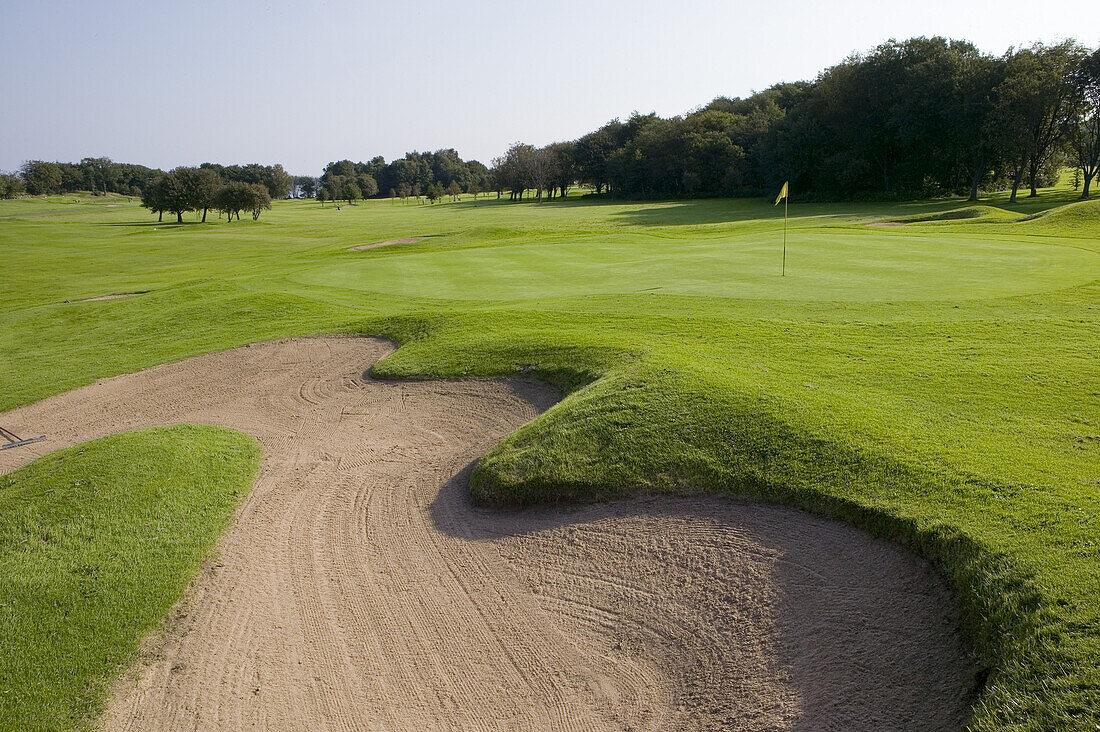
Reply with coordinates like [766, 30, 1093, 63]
[781, 195, 787, 276]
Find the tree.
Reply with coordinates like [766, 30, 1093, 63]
[426, 182, 444, 203]
[295, 176, 317, 199]
[342, 179, 362, 204]
[0, 173, 25, 199]
[140, 170, 192, 223]
[20, 161, 62, 195]
[545, 141, 576, 199]
[140, 173, 166, 221]
[246, 183, 271, 220]
[177, 166, 221, 222]
[492, 143, 540, 200]
[574, 123, 622, 194]
[996, 42, 1088, 200]
[445, 180, 461, 201]
[260, 164, 292, 199]
[1071, 48, 1100, 198]
[356, 173, 378, 199]
[951, 53, 1008, 200]
[322, 175, 343, 205]
[213, 181, 254, 221]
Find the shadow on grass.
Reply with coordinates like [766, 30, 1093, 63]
[97, 220, 274, 228]
[443, 187, 1087, 226]
[97, 220, 212, 228]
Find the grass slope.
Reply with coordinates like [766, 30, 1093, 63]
[890, 204, 1024, 224]
[0, 427, 258, 729]
[0, 185, 1097, 730]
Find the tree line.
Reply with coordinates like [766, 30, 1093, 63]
[489, 38, 1100, 202]
[300, 38, 1098, 204]
[302, 149, 492, 205]
[1, 158, 293, 212]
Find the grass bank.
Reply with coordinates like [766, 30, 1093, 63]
[0, 427, 258, 729]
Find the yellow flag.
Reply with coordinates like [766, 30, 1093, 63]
[774, 181, 788, 205]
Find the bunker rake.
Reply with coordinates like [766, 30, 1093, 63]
[1, 425, 45, 450]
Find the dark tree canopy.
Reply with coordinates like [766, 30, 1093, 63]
[473, 37, 1095, 202]
[212, 181, 271, 221]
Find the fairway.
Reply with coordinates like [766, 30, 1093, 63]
[1, 189, 1098, 730]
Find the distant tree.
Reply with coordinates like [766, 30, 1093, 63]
[140, 173, 166, 221]
[397, 183, 411, 202]
[445, 180, 461, 200]
[174, 166, 222, 222]
[544, 141, 576, 199]
[246, 183, 272, 220]
[426, 182, 444, 203]
[316, 185, 328, 207]
[322, 175, 343, 204]
[0, 173, 25, 199]
[213, 181, 254, 221]
[492, 143, 540, 200]
[137, 169, 193, 222]
[356, 173, 378, 198]
[295, 176, 317, 199]
[20, 160, 63, 195]
[465, 159, 490, 193]
[1071, 48, 1100, 198]
[573, 123, 622, 194]
[342, 179, 362, 204]
[261, 164, 293, 199]
[467, 181, 481, 199]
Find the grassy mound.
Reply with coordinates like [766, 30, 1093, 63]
[1020, 198, 1100, 234]
[469, 359, 1099, 731]
[0, 427, 258, 729]
[890, 205, 1023, 224]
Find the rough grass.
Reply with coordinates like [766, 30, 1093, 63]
[0, 184, 1097, 730]
[0, 427, 258, 729]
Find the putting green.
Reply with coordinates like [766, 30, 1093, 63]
[293, 229, 1098, 302]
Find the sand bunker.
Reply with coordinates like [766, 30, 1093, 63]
[0, 337, 974, 730]
[349, 236, 426, 251]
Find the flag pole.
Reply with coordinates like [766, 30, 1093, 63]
[782, 195, 787, 277]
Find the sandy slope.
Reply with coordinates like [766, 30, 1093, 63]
[0, 337, 974, 730]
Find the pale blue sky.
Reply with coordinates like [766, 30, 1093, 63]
[2, 0, 1097, 175]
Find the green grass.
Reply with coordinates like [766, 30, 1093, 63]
[890, 204, 1025, 224]
[0, 427, 258, 730]
[0, 185, 1097, 730]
